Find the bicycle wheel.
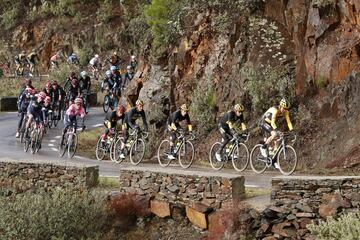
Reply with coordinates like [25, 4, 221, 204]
[59, 135, 68, 157]
[23, 135, 30, 152]
[53, 113, 59, 127]
[277, 145, 297, 175]
[178, 140, 195, 169]
[103, 95, 110, 113]
[48, 112, 53, 129]
[209, 142, 225, 170]
[157, 139, 173, 167]
[129, 138, 145, 165]
[30, 132, 38, 154]
[231, 142, 249, 172]
[95, 138, 107, 161]
[19, 119, 27, 143]
[35, 131, 42, 153]
[67, 134, 78, 158]
[250, 144, 268, 174]
[112, 137, 125, 164]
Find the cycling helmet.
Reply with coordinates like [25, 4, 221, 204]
[81, 71, 87, 78]
[234, 103, 244, 112]
[25, 87, 34, 96]
[71, 52, 76, 56]
[126, 65, 131, 70]
[131, 55, 135, 60]
[38, 92, 46, 100]
[95, 54, 99, 58]
[71, 79, 77, 86]
[52, 80, 58, 86]
[105, 70, 112, 77]
[110, 66, 117, 72]
[74, 97, 83, 105]
[113, 51, 117, 55]
[45, 96, 51, 102]
[280, 98, 290, 109]
[117, 105, 126, 115]
[135, 99, 144, 106]
[180, 104, 189, 112]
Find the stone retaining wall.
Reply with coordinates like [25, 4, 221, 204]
[119, 169, 245, 210]
[0, 159, 99, 195]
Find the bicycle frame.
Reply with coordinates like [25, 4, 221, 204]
[174, 132, 195, 154]
[222, 133, 249, 159]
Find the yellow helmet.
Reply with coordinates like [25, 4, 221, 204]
[234, 103, 244, 112]
[280, 98, 290, 109]
[180, 104, 189, 112]
[135, 99, 144, 106]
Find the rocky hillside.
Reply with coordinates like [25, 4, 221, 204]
[0, 0, 359, 172]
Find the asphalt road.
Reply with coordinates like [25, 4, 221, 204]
[0, 108, 278, 188]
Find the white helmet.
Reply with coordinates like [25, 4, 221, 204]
[95, 54, 99, 58]
[81, 71, 87, 78]
[131, 55, 135, 60]
[126, 65, 131, 70]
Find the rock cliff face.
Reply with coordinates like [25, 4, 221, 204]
[2, 0, 359, 170]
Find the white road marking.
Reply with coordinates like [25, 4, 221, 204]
[50, 139, 56, 143]
[51, 148, 58, 152]
[245, 184, 262, 188]
[48, 143, 54, 147]
[92, 124, 103, 128]
[54, 136, 61, 139]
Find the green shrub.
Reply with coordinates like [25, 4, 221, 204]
[0, 189, 108, 240]
[315, 75, 328, 88]
[240, 64, 295, 115]
[97, 0, 115, 23]
[49, 64, 77, 87]
[78, 46, 94, 67]
[308, 212, 360, 240]
[190, 78, 217, 135]
[1, 3, 21, 30]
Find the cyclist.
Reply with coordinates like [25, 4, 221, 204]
[215, 104, 247, 162]
[15, 51, 27, 75]
[60, 97, 86, 146]
[25, 92, 46, 139]
[101, 70, 114, 92]
[108, 51, 121, 68]
[259, 98, 294, 161]
[67, 53, 79, 65]
[101, 105, 126, 145]
[16, 87, 36, 138]
[119, 99, 148, 159]
[50, 52, 61, 69]
[27, 49, 39, 75]
[123, 65, 133, 87]
[79, 71, 91, 111]
[89, 54, 101, 80]
[64, 71, 78, 92]
[110, 65, 122, 98]
[67, 78, 81, 103]
[43, 81, 53, 99]
[51, 81, 66, 120]
[166, 104, 193, 160]
[130, 55, 137, 72]
[42, 96, 52, 126]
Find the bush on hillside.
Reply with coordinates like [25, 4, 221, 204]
[97, 0, 115, 23]
[190, 77, 217, 135]
[307, 212, 360, 239]
[1, 2, 21, 30]
[240, 64, 295, 115]
[0, 189, 108, 240]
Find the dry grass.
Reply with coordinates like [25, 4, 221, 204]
[0, 77, 48, 97]
[77, 128, 102, 159]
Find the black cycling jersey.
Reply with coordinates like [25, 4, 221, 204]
[125, 107, 148, 130]
[105, 110, 125, 128]
[28, 97, 44, 121]
[167, 110, 191, 127]
[79, 76, 91, 93]
[51, 86, 66, 102]
[219, 110, 245, 129]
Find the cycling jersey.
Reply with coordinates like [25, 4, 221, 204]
[262, 106, 293, 131]
[68, 85, 80, 101]
[67, 55, 78, 64]
[50, 54, 61, 62]
[79, 76, 91, 93]
[27, 97, 44, 121]
[109, 55, 120, 66]
[104, 110, 125, 129]
[18, 90, 33, 113]
[167, 110, 192, 131]
[125, 107, 148, 131]
[89, 57, 100, 67]
[51, 86, 66, 103]
[66, 104, 85, 118]
[130, 60, 137, 70]
[27, 53, 38, 64]
[219, 110, 246, 131]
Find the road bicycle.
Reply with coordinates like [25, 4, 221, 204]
[157, 130, 196, 169]
[24, 120, 44, 154]
[102, 87, 117, 113]
[59, 122, 85, 159]
[112, 129, 149, 165]
[19, 114, 28, 143]
[209, 132, 250, 171]
[250, 131, 297, 175]
[95, 128, 120, 162]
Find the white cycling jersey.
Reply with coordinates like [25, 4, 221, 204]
[89, 57, 99, 66]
